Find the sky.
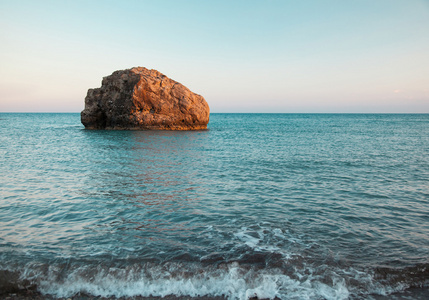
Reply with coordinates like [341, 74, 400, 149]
[0, 0, 428, 113]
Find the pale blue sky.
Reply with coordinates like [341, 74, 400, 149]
[1, 0, 428, 112]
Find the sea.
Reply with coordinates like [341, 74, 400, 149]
[0, 113, 428, 300]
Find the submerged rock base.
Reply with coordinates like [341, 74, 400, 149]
[81, 67, 210, 130]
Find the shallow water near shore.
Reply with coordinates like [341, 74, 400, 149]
[1, 113, 428, 299]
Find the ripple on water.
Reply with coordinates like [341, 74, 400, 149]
[0, 113, 428, 299]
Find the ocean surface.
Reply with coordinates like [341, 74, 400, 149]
[0, 113, 428, 300]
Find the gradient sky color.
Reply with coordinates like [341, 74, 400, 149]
[1, 0, 428, 113]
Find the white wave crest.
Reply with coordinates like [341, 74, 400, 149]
[33, 261, 351, 300]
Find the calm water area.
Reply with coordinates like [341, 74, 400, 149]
[0, 113, 428, 299]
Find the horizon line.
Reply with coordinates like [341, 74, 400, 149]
[1, 112, 428, 114]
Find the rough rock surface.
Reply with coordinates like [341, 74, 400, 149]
[81, 67, 209, 130]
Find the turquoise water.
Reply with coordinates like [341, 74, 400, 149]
[0, 113, 428, 299]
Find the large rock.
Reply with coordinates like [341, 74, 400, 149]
[81, 67, 209, 130]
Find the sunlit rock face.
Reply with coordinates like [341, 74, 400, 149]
[81, 67, 209, 130]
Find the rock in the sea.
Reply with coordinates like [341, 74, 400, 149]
[81, 67, 209, 130]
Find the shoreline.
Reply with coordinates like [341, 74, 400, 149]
[2, 287, 429, 300]
[1, 291, 228, 300]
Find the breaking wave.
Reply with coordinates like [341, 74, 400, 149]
[1, 259, 428, 299]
